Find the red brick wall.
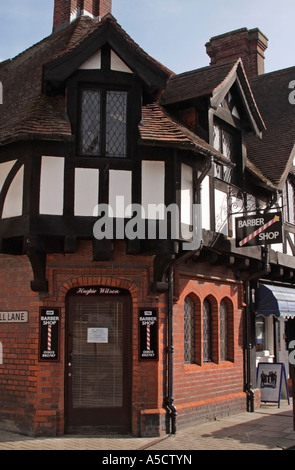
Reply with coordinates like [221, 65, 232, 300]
[206, 28, 268, 79]
[0, 241, 247, 437]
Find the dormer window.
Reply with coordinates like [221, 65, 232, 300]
[80, 87, 128, 157]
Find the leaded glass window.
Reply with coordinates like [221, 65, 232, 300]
[213, 122, 235, 182]
[203, 298, 212, 362]
[80, 88, 127, 158]
[184, 296, 194, 364]
[220, 300, 228, 361]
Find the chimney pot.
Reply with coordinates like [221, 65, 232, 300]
[53, 0, 112, 32]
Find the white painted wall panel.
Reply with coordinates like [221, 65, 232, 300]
[181, 164, 193, 239]
[39, 156, 64, 215]
[0, 160, 16, 192]
[109, 170, 132, 217]
[80, 50, 101, 69]
[142, 161, 165, 219]
[111, 51, 132, 73]
[201, 175, 210, 230]
[75, 168, 99, 216]
[2, 165, 24, 218]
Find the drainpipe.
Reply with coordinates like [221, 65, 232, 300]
[165, 265, 177, 434]
[244, 241, 271, 412]
[164, 155, 213, 434]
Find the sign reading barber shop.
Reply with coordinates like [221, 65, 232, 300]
[39, 308, 60, 361]
[139, 309, 158, 361]
[235, 212, 283, 248]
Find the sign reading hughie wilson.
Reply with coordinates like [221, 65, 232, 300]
[235, 212, 283, 248]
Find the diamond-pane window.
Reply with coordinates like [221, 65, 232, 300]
[106, 91, 127, 157]
[81, 90, 101, 156]
[203, 299, 211, 362]
[80, 88, 127, 158]
[184, 296, 195, 364]
[220, 300, 228, 361]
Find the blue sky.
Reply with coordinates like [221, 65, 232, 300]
[0, 0, 294, 74]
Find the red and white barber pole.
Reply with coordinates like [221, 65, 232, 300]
[47, 325, 52, 351]
[146, 325, 151, 351]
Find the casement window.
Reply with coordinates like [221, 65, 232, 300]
[80, 88, 128, 157]
[184, 296, 195, 364]
[213, 121, 235, 182]
[203, 298, 212, 362]
[220, 300, 228, 361]
[284, 179, 295, 225]
[212, 117, 242, 186]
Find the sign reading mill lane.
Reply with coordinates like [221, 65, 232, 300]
[235, 212, 283, 248]
[39, 308, 61, 361]
[139, 309, 158, 361]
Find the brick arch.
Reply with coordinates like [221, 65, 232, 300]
[202, 294, 219, 364]
[184, 292, 201, 364]
[56, 276, 139, 305]
[220, 296, 234, 362]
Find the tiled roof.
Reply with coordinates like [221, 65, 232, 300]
[247, 67, 295, 187]
[161, 61, 237, 105]
[0, 14, 172, 145]
[0, 17, 96, 143]
[140, 103, 228, 160]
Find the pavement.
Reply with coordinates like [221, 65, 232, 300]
[0, 399, 294, 452]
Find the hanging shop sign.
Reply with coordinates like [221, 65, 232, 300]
[235, 212, 282, 247]
[256, 362, 290, 407]
[139, 308, 158, 361]
[39, 308, 61, 361]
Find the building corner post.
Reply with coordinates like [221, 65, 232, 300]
[165, 265, 177, 434]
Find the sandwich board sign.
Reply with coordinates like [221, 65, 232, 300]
[235, 212, 282, 248]
[256, 362, 290, 407]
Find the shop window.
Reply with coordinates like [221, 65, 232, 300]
[220, 300, 228, 361]
[184, 296, 195, 364]
[80, 88, 127, 157]
[203, 298, 212, 362]
[284, 180, 295, 225]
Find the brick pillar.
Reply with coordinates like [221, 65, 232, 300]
[53, 0, 112, 32]
[206, 28, 268, 78]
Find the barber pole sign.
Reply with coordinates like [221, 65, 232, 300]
[39, 308, 60, 361]
[139, 309, 158, 360]
[235, 212, 283, 248]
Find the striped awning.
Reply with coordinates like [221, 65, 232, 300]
[256, 284, 295, 319]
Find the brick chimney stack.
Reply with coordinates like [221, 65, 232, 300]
[53, 0, 112, 32]
[206, 28, 268, 78]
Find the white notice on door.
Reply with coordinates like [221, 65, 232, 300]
[87, 328, 108, 343]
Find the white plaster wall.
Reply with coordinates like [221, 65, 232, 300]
[39, 156, 64, 215]
[75, 168, 99, 216]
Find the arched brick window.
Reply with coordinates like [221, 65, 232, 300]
[220, 300, 228, 361]
[184, 296, 195, 364]
[203, 298, 212, 362]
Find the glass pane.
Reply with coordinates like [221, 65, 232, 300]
[220, 300, 228, 361]
[72, 300, 123, 408]
[184, 297, 194, 363]
[222, 129, 234, 160]
[81, 90, 101, 156]
[106, 91, 127, 157]
[203, 299, 211, 362]
[213, 124, 221, 151]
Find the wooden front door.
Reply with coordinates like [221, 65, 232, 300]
[66, 290, 132, 432]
